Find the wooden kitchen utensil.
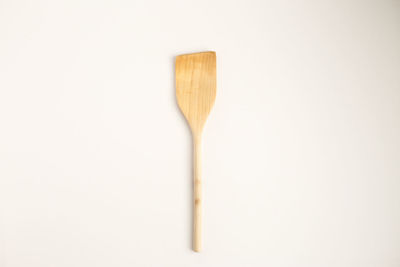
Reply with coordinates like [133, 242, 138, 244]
[175, 51, 216, 252]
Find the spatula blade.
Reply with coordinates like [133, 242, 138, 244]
[176, 51, 216, 134]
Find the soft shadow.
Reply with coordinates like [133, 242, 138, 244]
[172, 56, 194, 252]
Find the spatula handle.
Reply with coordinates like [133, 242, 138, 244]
[193, 136, 202, 252]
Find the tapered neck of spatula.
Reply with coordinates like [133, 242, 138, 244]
[192, 132, 202, 144]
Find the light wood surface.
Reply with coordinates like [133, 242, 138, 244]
[176, 51, 216, 252]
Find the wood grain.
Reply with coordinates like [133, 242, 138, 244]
[176, 51, 216, 252]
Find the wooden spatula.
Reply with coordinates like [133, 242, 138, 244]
[175, 51, 217, 252]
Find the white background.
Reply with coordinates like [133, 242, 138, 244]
[0, 0, 400, 266]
